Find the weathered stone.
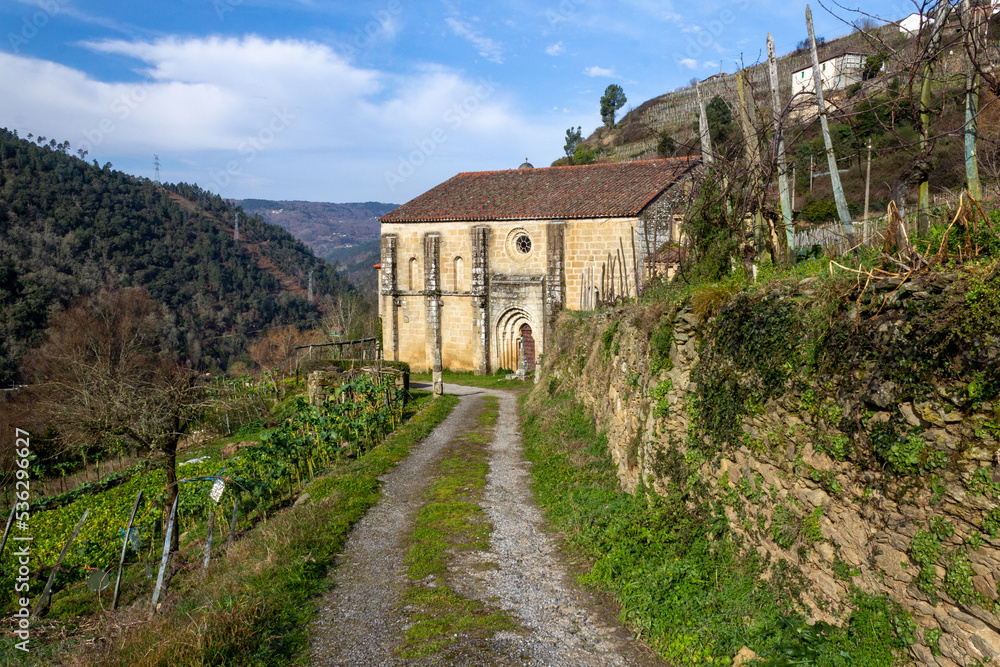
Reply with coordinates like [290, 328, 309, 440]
[916, 401, 947, 427]
[727, 464, 741, 485]
[307, 369, 342, 405]
[792, 487, 829, 508]
[910, 643, 940, 666]
[963, 605, 1000, 634]
[874, 276, 904, 291]
[900, 402, 925, 427]
[870, 411, 892, 424]
[732, 646, 759, 666]
[937, 634, 972, 663]
[965, 445, 996, 462]
[926, 428, 960, 450]
[875, 547, 913, 584]
[677, 312, 699, 328]
[971, 631, 1000, 661]
[869, 381, 897, 409]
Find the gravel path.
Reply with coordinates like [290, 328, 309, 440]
[309, 384, 664, 667]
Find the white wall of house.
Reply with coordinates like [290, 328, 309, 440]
[899, 13, 931, 35]
[791, 53, 865, 97]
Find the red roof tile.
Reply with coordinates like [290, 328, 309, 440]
[380, 158, 699, 223]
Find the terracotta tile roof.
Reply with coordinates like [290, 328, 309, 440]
[380, 157, 699, 223]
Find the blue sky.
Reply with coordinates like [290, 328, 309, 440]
[0, 0, 916, 203]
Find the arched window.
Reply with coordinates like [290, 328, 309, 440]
[408, 257, 419, 291]
[452, 256, 464, 291]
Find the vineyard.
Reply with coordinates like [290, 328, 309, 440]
[0, 371, 407, 614]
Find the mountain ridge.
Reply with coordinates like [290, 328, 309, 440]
[0, 127, 352, 383]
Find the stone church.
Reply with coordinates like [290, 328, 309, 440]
[377, 157, 698, 381]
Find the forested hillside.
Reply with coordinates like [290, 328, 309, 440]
[0, 128, 352, 384]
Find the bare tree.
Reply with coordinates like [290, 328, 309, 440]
[29, 288, 202, 553]
[247, 325, 318, 397]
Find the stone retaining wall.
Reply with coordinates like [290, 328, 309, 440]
[539, 278, 1000, 665]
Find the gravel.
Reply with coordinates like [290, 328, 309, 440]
[309, 384, 665, 666]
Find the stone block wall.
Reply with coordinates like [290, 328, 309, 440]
[537, 280, 1000, 666]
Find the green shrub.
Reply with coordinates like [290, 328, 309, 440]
[649, 320, 674, 374]
[651, 379, 673, 419]
[771, 504, 801, 549]
[943, 552, 980, 605]
[983, 507, 1000, 538]
[800, 199, 839, 223]
[869, 422, 946, 476]
[602, 321, 619, 360]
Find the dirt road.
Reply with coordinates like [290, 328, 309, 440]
[309, 384, 664, 666]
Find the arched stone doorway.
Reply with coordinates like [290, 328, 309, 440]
[494, 308, 535, 374]
[519, 323, 536, 371]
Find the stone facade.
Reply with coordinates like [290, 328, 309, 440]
[380, 219, 569, 373]
[378, 159, 698, 373]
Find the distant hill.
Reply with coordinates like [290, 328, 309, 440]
[236, 199, 396, 299]
[567, 20, 982, 223]
[237, 199, 395, 256]
[0, 128, 353, 384]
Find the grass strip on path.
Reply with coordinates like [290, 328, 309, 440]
[32, 391, 460, 667]
[398, 395, 519, 659]
[411, 369, 532, 390]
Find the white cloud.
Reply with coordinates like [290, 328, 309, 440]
[545, 41, 565, 56]
[444, 17, 504, 64]
[679, 58, 698, 69]
[584, 65, 615, 77]
[0, 36, 576, 201]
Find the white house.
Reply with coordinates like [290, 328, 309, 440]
[898, 12, 933, 35]
[791, 52, 866, 97]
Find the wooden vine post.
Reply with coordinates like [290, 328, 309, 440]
[0, 503, 16, 564]
[768, 32, 795, 259]
[150, 494, 179, 613]
[737, 70, 778, 265]
[33, 509, 89, 617]
[962, 0, 982, 201]
[806, 5, 852, 238]
[112, 490, 143, 610]
[202, 506, 215, 577]
[917, 1, 953, 233]
[227, 498, 238, 551]
[696, 80, 714, 165]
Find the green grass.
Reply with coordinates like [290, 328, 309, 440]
[399, 587, 517, 659]
[520, 392, 915, 667]
[1, 391, 458, 667]
[411, 369, 532, 390]
[399, 396, 519, 659]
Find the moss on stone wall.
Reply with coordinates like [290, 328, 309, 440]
[531, 259, 1000, 666]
